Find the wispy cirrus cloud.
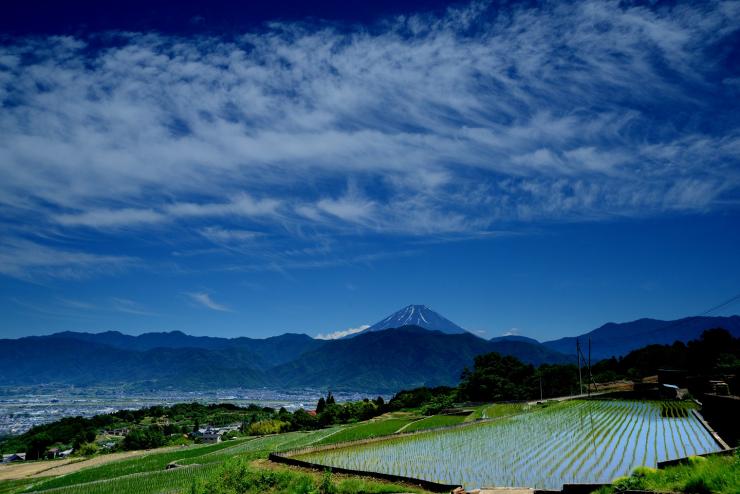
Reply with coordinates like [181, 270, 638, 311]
[198, 226, 262, 243]
[186, 292, 232, 312]
[0, 0, 738, 280]
[52, 194, 281, 229]
[0, 239, 137, 281]
[57, 296, 157, 316]
[109, 297, 158, 316]
[54, 208, 166, 228]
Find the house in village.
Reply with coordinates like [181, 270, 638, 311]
[191, 423, 241, 444]
[2, 453, 26, 463]
[192, 427, 222, 444]
[103, 428, 130, 436]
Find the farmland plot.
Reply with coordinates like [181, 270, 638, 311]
[294, 400, 721, 490]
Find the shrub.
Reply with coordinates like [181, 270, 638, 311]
[687, 455, 708, 466]
[683, 476, 712, 494]
[248, 419, 288, 436]
[631, 466, 657, 478]
[288, 475, 317, 494]
[319, 470, 336, 494]
[76, 442, 98, 457]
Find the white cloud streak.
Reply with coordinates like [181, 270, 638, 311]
[186, 292, 232, 312]
[315, 324, 370, 340]
[0, 239, 137, 281]
[109, 297, 158, 316]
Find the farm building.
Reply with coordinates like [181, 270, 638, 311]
[193, 427, 222, 444]
[2, 453, 26, 463]
[660, 383, 689, 399]
[58, 448, 74, 458]
[103, 428, 130, 436]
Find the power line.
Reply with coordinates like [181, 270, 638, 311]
[696, 293, 740, 317]
[637, 292, 740, 338]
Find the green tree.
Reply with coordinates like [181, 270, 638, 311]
[458, 352, 536, 402]
[27, 432, 53, 460]
[122, 428, 166, 450]
[291, 409, 319, 430]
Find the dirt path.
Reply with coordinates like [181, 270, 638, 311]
[395, 417, 425, 433]
[525, 390, 612, 405]
[0, 444, 187, 481]
[0, 458, 78, 481]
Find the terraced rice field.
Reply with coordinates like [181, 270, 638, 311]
[20, 463, 222, 494]
[293, 400, 721, 490]
[19, 427, 346, 494]
[403, 415, 467, 432]
[314, 418, 415, 445]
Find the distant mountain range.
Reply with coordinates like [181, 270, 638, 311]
[50, 330, 324, 366]
[541, 316, 740, 360]
[2, 306, 738, 392]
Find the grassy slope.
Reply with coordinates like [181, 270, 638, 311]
[9, 414, 428, 494]
[193, 458, 430, 494]
[596, 452, 739, 494]
[313, 418, 417, 446]
[23, 439, 241, 491]
[20, 463, 222, 494]
[403, 414, 467, 432]
[0, 481, 36, 494]
[466, 402, 531, 421]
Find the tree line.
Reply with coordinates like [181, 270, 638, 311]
[386, 328, 739, 411]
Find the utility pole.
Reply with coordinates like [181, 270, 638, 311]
[576, 339, 583, 395]
[539, 375, 543, 401]
[588, 336, 592, 398]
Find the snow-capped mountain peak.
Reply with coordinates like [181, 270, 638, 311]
[362, 304, 468, 335]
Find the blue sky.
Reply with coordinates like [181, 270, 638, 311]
[1, 0, 739, 341]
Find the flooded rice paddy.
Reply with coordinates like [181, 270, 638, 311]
[295, 400, 720, 489]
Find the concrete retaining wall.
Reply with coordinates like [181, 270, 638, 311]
[690, 409, 731, 450]
[700, 393, 740, 447]
[269, 452, 461, 493]
[657, 447, 737, 469]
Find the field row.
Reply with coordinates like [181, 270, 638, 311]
[21, 428, 345, 494]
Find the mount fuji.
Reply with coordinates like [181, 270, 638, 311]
[357, 304, 468, 336]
